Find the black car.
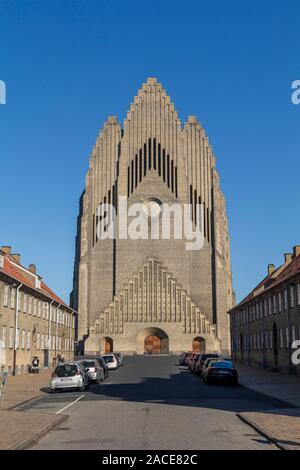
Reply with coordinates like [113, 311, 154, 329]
[202, 360, 238, 385]
[179, 352, 188, 366]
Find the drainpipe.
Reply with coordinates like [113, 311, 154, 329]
[48, 300, 54, 365]
[12, 283, 23, 376]
[55, 303, 61, 358]
[286, 282, 295, 374]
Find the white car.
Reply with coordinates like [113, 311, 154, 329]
[102, 354, 119, 370]
[50, 362, 89, 392]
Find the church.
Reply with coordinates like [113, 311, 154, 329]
[71, 78, 234, 355]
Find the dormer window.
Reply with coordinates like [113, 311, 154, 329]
[0, 255, 4, 269]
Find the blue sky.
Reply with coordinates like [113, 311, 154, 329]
[0, 0, 299, 304]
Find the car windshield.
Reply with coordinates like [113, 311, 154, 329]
[83, 361, 96, 368]
[210, 361, 234, 369]
[55, 364, 78, 377]
[103, 355, 114, 363]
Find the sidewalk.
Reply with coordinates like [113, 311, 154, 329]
[237, 363, 300, 407]
[2, 368, 53, 410]
[0, 368, 65, 450]
[0, 410, 67, 450]
[236, 363, 300, 450]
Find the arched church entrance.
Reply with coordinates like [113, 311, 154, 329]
[192, 337, 206, 353]
[137, 327, 169, 354]
[100, 336, 113, 354]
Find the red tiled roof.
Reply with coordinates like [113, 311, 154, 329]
[229, 253, 300, 312]
[0, 250, 73, 311]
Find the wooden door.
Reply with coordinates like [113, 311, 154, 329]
[144, 335, 161, 354]
[104, 338, 113, 353]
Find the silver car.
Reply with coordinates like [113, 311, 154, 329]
[79, 359, 104, 384]
[50, 362, 89, 393]
[102, 354, 119, 370]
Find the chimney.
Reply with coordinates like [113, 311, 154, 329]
[293, 245, 300, 258]
[268, 264, 275, 276]
[28, 264, 36, 274]
[1, 245, 11, 254]
[11, 253, 21, 263]
[284, 253, 293, 263]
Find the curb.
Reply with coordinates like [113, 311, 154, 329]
[6, 391, 49, 411]
[237, 413, 289, 451]
[6, 413, 68, 450]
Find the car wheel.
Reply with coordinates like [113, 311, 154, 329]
[79, 385, 85, 392]
[50, 389, 56, 394]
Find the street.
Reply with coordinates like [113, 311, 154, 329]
[20, 356, 287, 450]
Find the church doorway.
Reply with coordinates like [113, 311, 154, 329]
[137, 327, 169, 354]
[100, 337, 113, 354]
[144, 335, 161, 354]
[192, 337, 206, 353]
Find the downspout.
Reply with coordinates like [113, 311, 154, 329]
[12, 283, 23, 376]
[48, 300, 54, 365]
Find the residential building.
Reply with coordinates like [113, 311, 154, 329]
[0, 246, 77, 374]
[229, 246, 300, 375]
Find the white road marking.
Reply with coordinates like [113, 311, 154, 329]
[55, 395, 85, 414]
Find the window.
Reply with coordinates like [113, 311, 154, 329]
[16, 328, 19, 349]
[11, 287, 16, 309]
[283, 290, 288, 310]
[33, 298, 37, 316]
[3, 284, 9, 307]
[290, 286, 295, 308]
[279, 329, 283, 348]
[297, 283, 300, 306]
[27, 331, 31, 350]
[28, 296, 32, 315]
[268, 297, 272, 315]
[285, 328, 289, 348]
[21, 329, 25, 349]
[52, 335, 55, 351]
[18, 292, 22, 311]
[37, 332, 40, 350]
[9, 327, 14, 348]
[292, 326, 296, 343]
[1, 326, 7, 347]
[265, 331, 269, 350]
[23, 294, 27, 313]
[278, 292, 282, 312]
[269, 331, 273, 349]
[38, 300, 41, 317]
[264, 299, 268, 316]
[273, 295, 277, 314]
[41, 333, 44, 350]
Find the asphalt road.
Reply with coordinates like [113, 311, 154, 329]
[23, 356, 288, 450]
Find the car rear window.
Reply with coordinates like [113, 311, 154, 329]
[210, 361, 234, 369]
[103, 355, 114, 363]
[55, 364, 78, 377]
[83, 361, 96, 368]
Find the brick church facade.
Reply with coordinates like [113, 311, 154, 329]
[71, 78, 234, 355]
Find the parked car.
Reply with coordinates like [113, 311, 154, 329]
[195, 353, 220, 376]
[50, 361, 89, 393]
[96, 356, 109, 379]
[183, 352, 193, 367]
[115, 353, 124, 366]
[202, 360, 238, 385]
[102, 353, 119, 370]
[179, 352, 188, 366]
[79, 359, 104, 384]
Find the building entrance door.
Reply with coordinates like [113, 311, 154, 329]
[144, 335, 161, 354]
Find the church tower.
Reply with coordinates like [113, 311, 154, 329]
[71, 78, 233, 355]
